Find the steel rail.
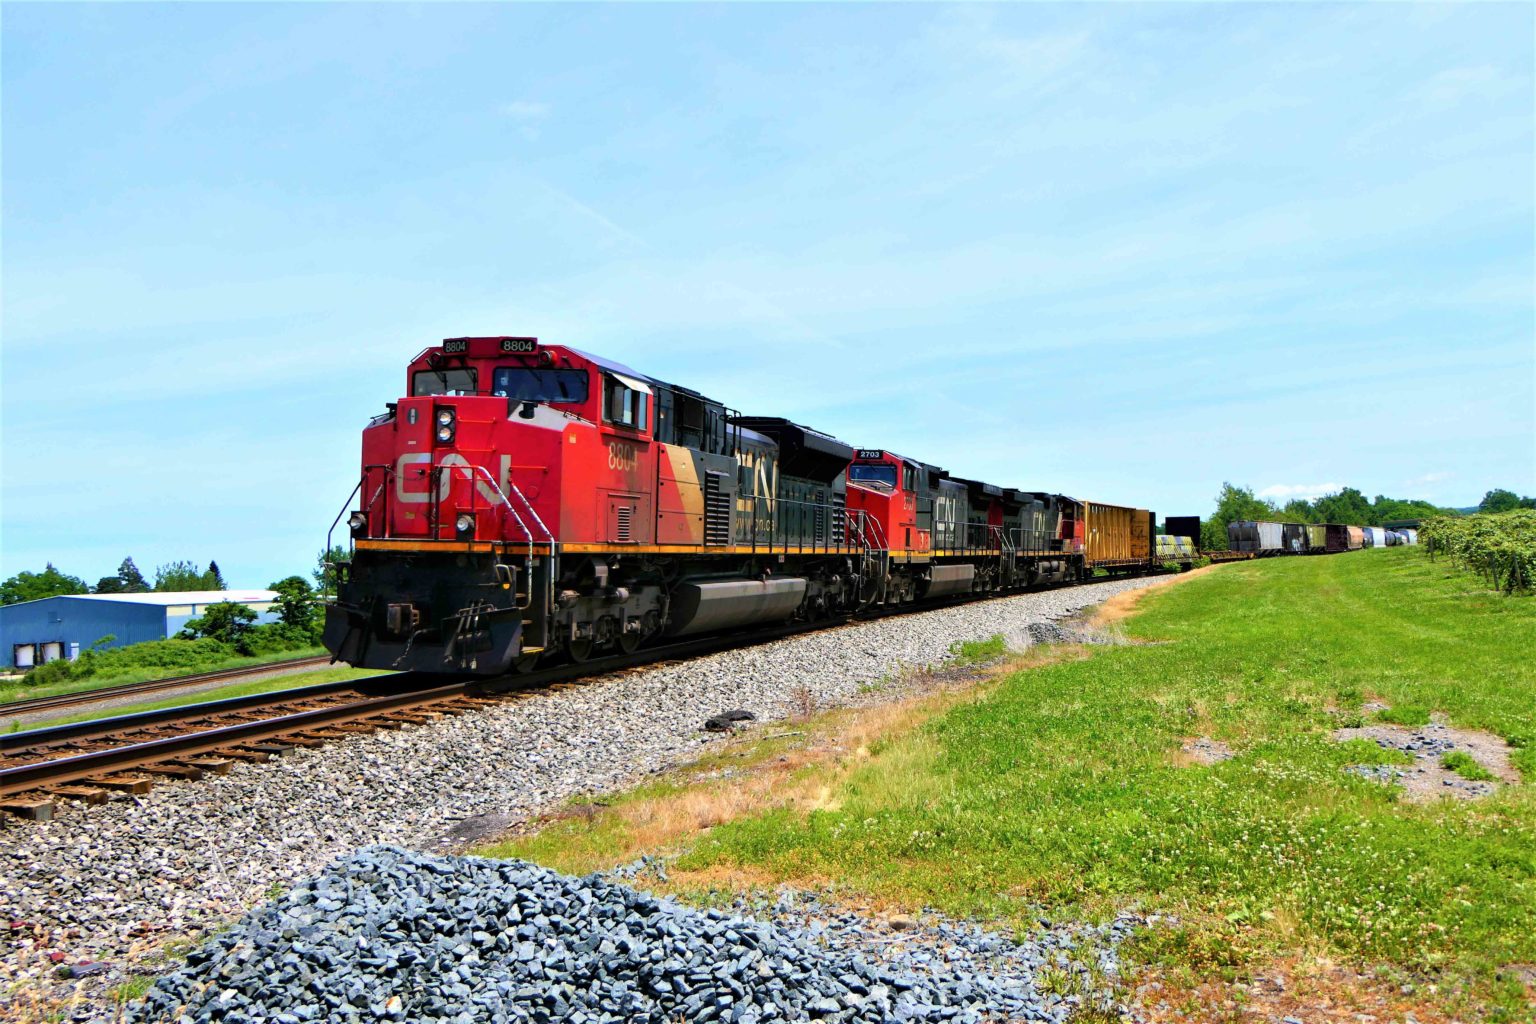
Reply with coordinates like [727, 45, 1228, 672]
[0, 655, 334, 719]
[0, 683, 474, 796]
[1, 675, 417, 752]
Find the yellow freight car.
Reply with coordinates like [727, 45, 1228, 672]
[1085, 501, 1154, 570]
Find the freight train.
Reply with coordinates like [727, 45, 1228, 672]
[1226, 521, 1416, 555]
[323, 337, 1166, 675]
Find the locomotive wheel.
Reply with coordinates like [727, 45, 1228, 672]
[568, 638, 595, 663]
[511, 653, 541, 674]
[618, 630, 642, 655]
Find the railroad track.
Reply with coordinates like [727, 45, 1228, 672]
[0, 569, 1180, 820]
[0, 622, 844, 819]
[0, 654, 334, 719]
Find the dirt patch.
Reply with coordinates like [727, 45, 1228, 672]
[1175, 736, 1234, 766]
[1132, 953, 1459, 1024]
[1087, 564, 1226, 628]
[1334, 717, 1518, 802]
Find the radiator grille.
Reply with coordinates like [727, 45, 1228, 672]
[832, 493, 846, 545]
[703, 472, 731, 545]
[615, 504, 632, 543]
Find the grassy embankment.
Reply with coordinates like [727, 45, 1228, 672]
[481, 548, 1536, 1017]
[0, 646, 331, 706]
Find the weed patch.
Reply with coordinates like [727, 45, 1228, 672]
[1442, 750, 1496, 782]
[947, 634, 1007, 666]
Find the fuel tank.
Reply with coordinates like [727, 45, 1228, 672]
[664, 577, 808, 636]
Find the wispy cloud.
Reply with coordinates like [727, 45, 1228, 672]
[1258, 483, 1346, 502]
[501, 99, 550, 138]
[1414, 66, 1516, 109]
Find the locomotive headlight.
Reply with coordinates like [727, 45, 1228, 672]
[348, 511, 367, 536]
[455, 513, 475, 535]
[433, 406, 456, 445]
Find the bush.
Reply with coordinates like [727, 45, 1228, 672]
[18, 627, 322, 688]
[22, 637, 238, 687]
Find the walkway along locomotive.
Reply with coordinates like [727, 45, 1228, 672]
[323, 338, 1155, 675]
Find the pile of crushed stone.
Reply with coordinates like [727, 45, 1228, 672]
[127, 846, 1136, 1024]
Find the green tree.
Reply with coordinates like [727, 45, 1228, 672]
[1201, 483, 1276, 550]
[1312, 487, 1372, 526]
[267, 575, 320, 639]
[118, 557, 149, 593]
[1279, 499, 1317, 523]
[179, 601, 258, 652]
[1, 564, 90, 605]
[314, 545, 350, 596]
[94, 574, 126, 594]
[1480, 489, 1524, 514]
[155, 561, 206, 592]
[203, 560, 228, 590]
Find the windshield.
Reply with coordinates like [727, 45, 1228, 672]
[848, 464, 897, 488]
[492, 367, 590, 404]
[412, 368, 477, 396]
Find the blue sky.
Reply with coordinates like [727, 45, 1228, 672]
[3, 3, 1532, 589]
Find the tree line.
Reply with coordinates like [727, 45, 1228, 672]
[1, 548, 349, 606]
[0, 557, 226, 605]
[1196, 485, 1531, 551]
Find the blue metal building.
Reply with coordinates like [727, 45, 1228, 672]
[0, 590, 280, 669]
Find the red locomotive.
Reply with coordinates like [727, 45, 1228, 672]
[324, 337, 1152, 674]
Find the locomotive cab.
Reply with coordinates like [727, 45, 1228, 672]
[845, 450, 931, 555]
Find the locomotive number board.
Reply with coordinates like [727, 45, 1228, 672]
[855, 449, 886, 460]
[440, 338, 539, 355]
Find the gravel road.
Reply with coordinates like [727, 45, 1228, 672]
[1, 577, 1167, 1019]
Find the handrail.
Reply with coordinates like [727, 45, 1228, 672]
[322, 480, 364, 600]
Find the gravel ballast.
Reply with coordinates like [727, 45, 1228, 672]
[1, 577, 1168, 1015]
[128, 846, 1135, 1024]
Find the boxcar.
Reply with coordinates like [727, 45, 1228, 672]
[1347, 526, 1364, 550]
[1085, 502, 1153, 570]
[1324, 523, 1351, 553]
[1281, 523, 1309, 555]
[1228, 520, 1285, 554]
[1305, 524, 1327, 553]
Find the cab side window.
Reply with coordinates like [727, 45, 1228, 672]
[604, 377, 649, 430]
[902, 466, 916, 492]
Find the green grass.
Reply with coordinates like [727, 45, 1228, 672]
[947, 633, 1008, 666]
[109, 976, 153, 1006]
[6, 665, 385, 732]
[670, 548, 1536, 1014]
[0, 646, 328, 706]
[1441, 750, 1498, 783]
